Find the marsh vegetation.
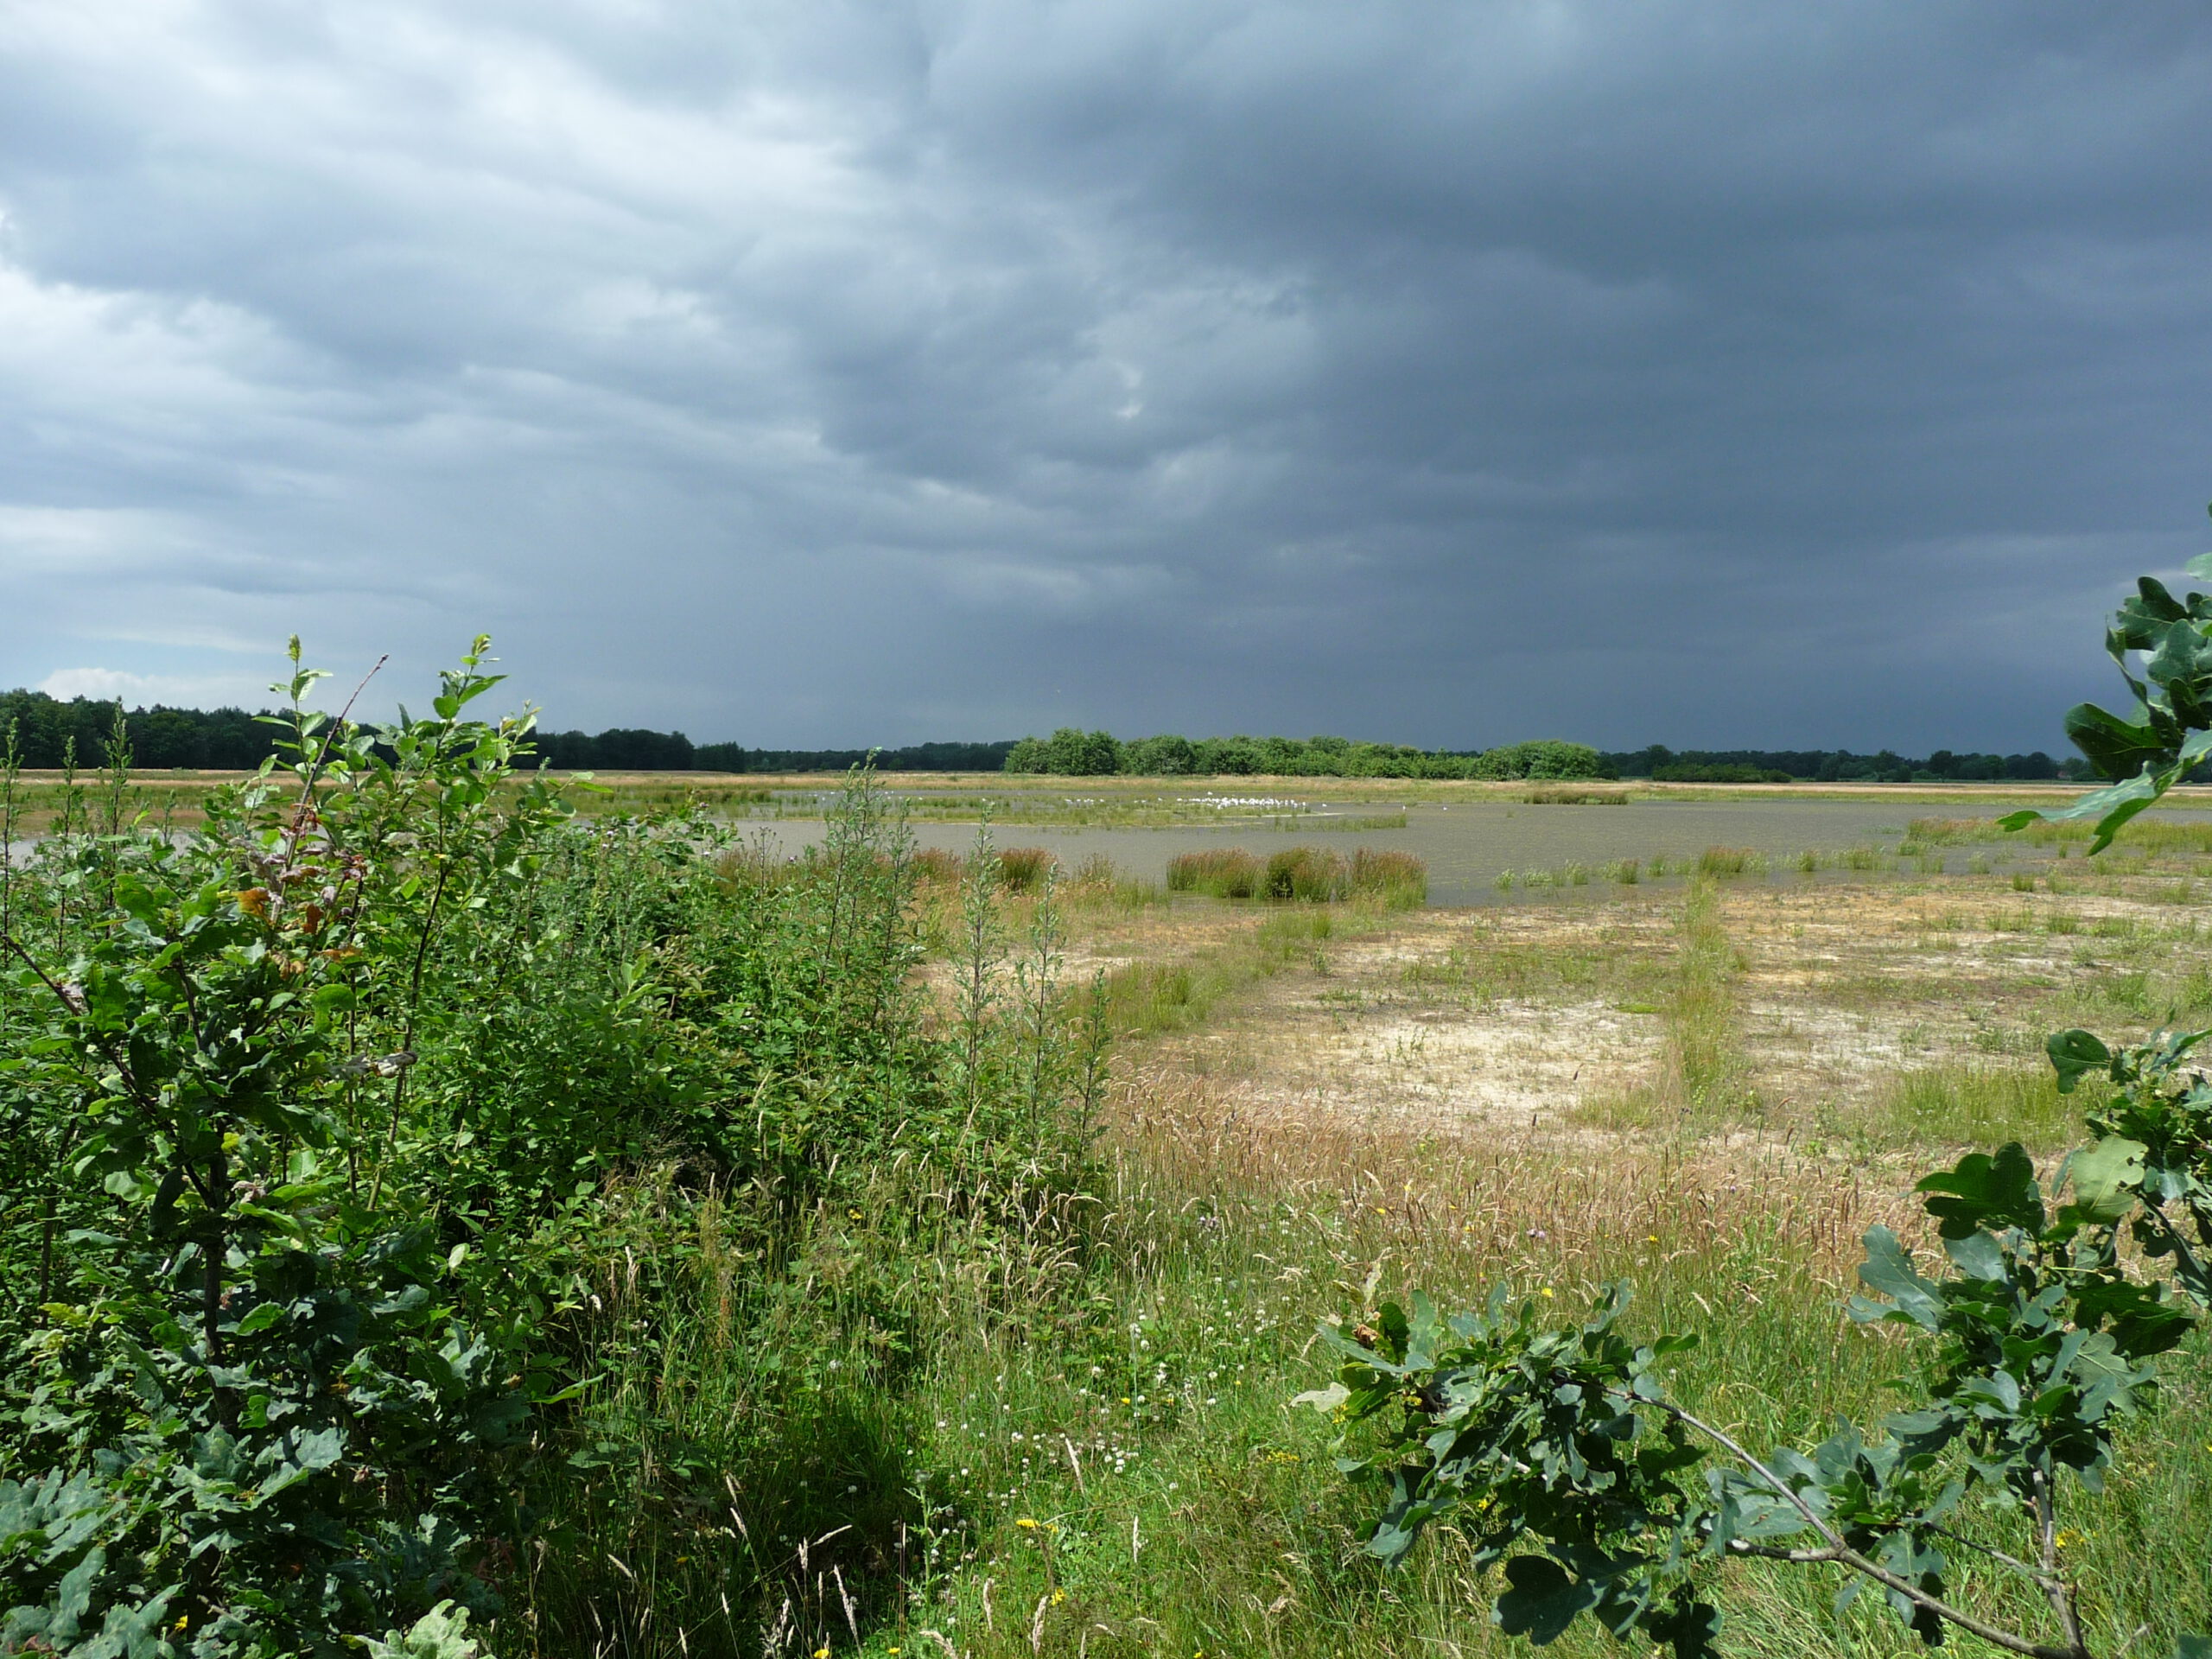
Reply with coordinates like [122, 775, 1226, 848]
[6, 588, 2212, 1658]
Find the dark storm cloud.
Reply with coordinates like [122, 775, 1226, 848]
[1, 1, 2208, 748]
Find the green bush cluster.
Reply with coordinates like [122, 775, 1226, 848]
[1003, 729, 1609, 780]
[0, 645, 1105, 1657]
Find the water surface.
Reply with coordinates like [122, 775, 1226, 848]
[739, 795, 2212, 906]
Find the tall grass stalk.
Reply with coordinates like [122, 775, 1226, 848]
[957, 819, 1005, 1112]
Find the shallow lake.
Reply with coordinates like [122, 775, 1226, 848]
[737, 795, 2212, 907]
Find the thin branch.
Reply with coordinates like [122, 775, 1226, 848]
[1639, 1395, 2086, 1659]
[291, 654, 387, 818]
[2034, 1465, 2088, 1659]
[3, 931, 159, 1115]
[1923, 1520, 2061, 1590]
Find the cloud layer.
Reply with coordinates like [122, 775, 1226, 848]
[3, 1, 2209, 748]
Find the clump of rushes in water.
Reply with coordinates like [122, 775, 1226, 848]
[1264, 845, 1344, 900]
[1167, 848, 1263, 899]
[1606, 859, 1639, 884]
[997, 846, 1058, 893]
[1349, 848, 1426, 906]
[1697, 845, 1754, 876]
[1170, 845, 1424, 906]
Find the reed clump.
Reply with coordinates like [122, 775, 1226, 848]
[1264, 845, 1344, 900]
[1349, 846, 1427, 906]
[995, 844, 1057, 892]
[1167, 844, 1427, 906]
[1167, 846, 1263, 898]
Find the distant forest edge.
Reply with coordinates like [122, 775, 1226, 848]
[1001, 728, 2099, 781]
[0, 688, 2104, 782]
[0, 690, 1008, 773]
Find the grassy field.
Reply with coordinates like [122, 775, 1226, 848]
[548, 838, 2212, 1659]
[8, 763, 2209, 1658]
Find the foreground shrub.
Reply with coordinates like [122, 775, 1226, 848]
[0, 643, 1107, 1657]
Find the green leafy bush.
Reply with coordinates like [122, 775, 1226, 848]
[1, 643, 1108, 1657]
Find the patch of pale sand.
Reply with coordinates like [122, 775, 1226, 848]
[1314, 1001, 1658, 1128]
[1173, 996, 1663, 1132]
[1105, 874, 2211, 1139]
[1738, 1001, 1968, 1110]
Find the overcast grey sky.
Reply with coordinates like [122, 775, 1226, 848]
[2, 3, 2208, 750]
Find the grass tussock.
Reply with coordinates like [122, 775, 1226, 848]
[913, 845, 964, 885]
[1169, 845, 1427, 908]
[1166, 846, 1263, 899]
[1097, 907, 1341, 1035]
[997, 845, 1058, 892]
[1695, 844, 1763, 876]
[867, 1072, 2212, 1659]
[1578, 876, 1750, 1131]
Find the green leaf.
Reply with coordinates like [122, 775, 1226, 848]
[1496, 1555, 1598, 1644]
[1853, 1228, 1942, 1330]
[294, 1426, 346, 1471]
[1916, 1143, 2043, 1239]
[1942, 1230, 2008, 1282]
[233, 1303, 285, 1337]
[2062, 703, 2164, 780]
[2063, 1137, 2147, 1224]
[55, 1545, 105, 1634]
[2047, 1029, 2113, 1093]
[1641, 1595, 1722, 1659]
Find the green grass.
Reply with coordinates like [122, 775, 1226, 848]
[500, 862, 2212, 1659]
[1873, 1063, 2092, 1151]
[1097, 908, 1346, 1036]
[761, 1126, 2212, 1659]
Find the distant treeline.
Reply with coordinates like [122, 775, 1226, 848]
[0, 688, 2126, 785]
[704, 741, 1019, 773]
[0, 690, 285, 770]
[534, 731, 1021, 772]
[1002, 729, 1609, 779]
[1601, 746, 2098, 784]
[0, 690, 1017, 774]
